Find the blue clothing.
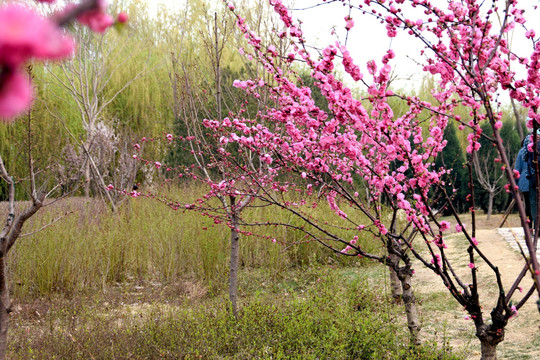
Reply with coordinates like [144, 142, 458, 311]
[515, 147, 531, 192]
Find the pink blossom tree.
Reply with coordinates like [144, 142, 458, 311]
[192, 0, 540, 358]
[138, 3, 288, 318]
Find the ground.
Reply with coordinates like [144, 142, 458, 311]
[5, 211, 540, 359]
[411, 213, 540, 359]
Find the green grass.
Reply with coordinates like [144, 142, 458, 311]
[3, 185, 462, 358]
[8, 186, 379, 299]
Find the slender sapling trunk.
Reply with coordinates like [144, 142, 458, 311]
[229, 198, 240, 318]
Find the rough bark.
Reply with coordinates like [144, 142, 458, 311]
[487, 192, 494, 220]
[480, 341, 498, 360]
[400, 269, 421, 345]
[229, 210, 240, 318]
[474, 315, 505, 360]
[84, 159, 91, 198]
[389, 254, 402, 303]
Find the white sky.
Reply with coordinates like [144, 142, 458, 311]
[147, 0, 539, 95]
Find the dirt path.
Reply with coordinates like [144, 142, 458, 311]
[411, 222, 540, 359]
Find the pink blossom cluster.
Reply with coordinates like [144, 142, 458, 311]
[0, 0, 125, 121]
[0, 4, 74, 119]
[208, 1, 465, 258]
[71, 0, 114, 33]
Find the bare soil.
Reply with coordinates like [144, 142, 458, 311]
[412, 213, 540, 360]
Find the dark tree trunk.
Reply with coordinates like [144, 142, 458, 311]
[400, 270, 421, 345]
[480, 341, 498, 360]
[474, 315, 505, 360]
[389, 254, 402, 303]
[229, 209, 240, 318]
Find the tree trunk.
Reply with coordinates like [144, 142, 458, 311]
[475, 321, 504, 360]
[400, 269, 421, 345]
[480, 341, 498, 360]
[389, 254, 402, 303]
[229, 210, 240, 319]
[0, 257, 10, 360]
[84, 159, 90, 198]
[487, 192, 494, 220]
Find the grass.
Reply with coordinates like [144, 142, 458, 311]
[7, 186, 381, 300]
[8, 267, 460, 359]
[0, 184, 466, 358]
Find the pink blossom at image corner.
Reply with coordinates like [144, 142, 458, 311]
[0, 4, 75, 67]
[0, 71, 33, 121]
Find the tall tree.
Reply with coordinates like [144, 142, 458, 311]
[204, 1, 540, 358]
[434, 121, 468, 215]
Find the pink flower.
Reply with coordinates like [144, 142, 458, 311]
[74, 1, 114, 33]
[455, 224, 463, 232]
[440, 221, 450, 232]
[106, 184, 114, 191]
[78, 11, 114, 33]
[468, 263, 475, 269]
[509, 305, 518, 319]
[227, 2, 235, 11]
[117, 12, 128, 23]
[0, 4, 75, 67]
[0, 70, 33, 120]
[154, 161, 162, 169]
[166, 133, 173, 142]
[345, 16, 354, 30]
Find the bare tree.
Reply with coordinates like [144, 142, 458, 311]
[163, 2, 287, 317]
[47, 26, 145, 200]
[473, 151, 506, 220]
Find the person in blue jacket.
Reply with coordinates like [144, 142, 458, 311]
[515, 134, 534, 230]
